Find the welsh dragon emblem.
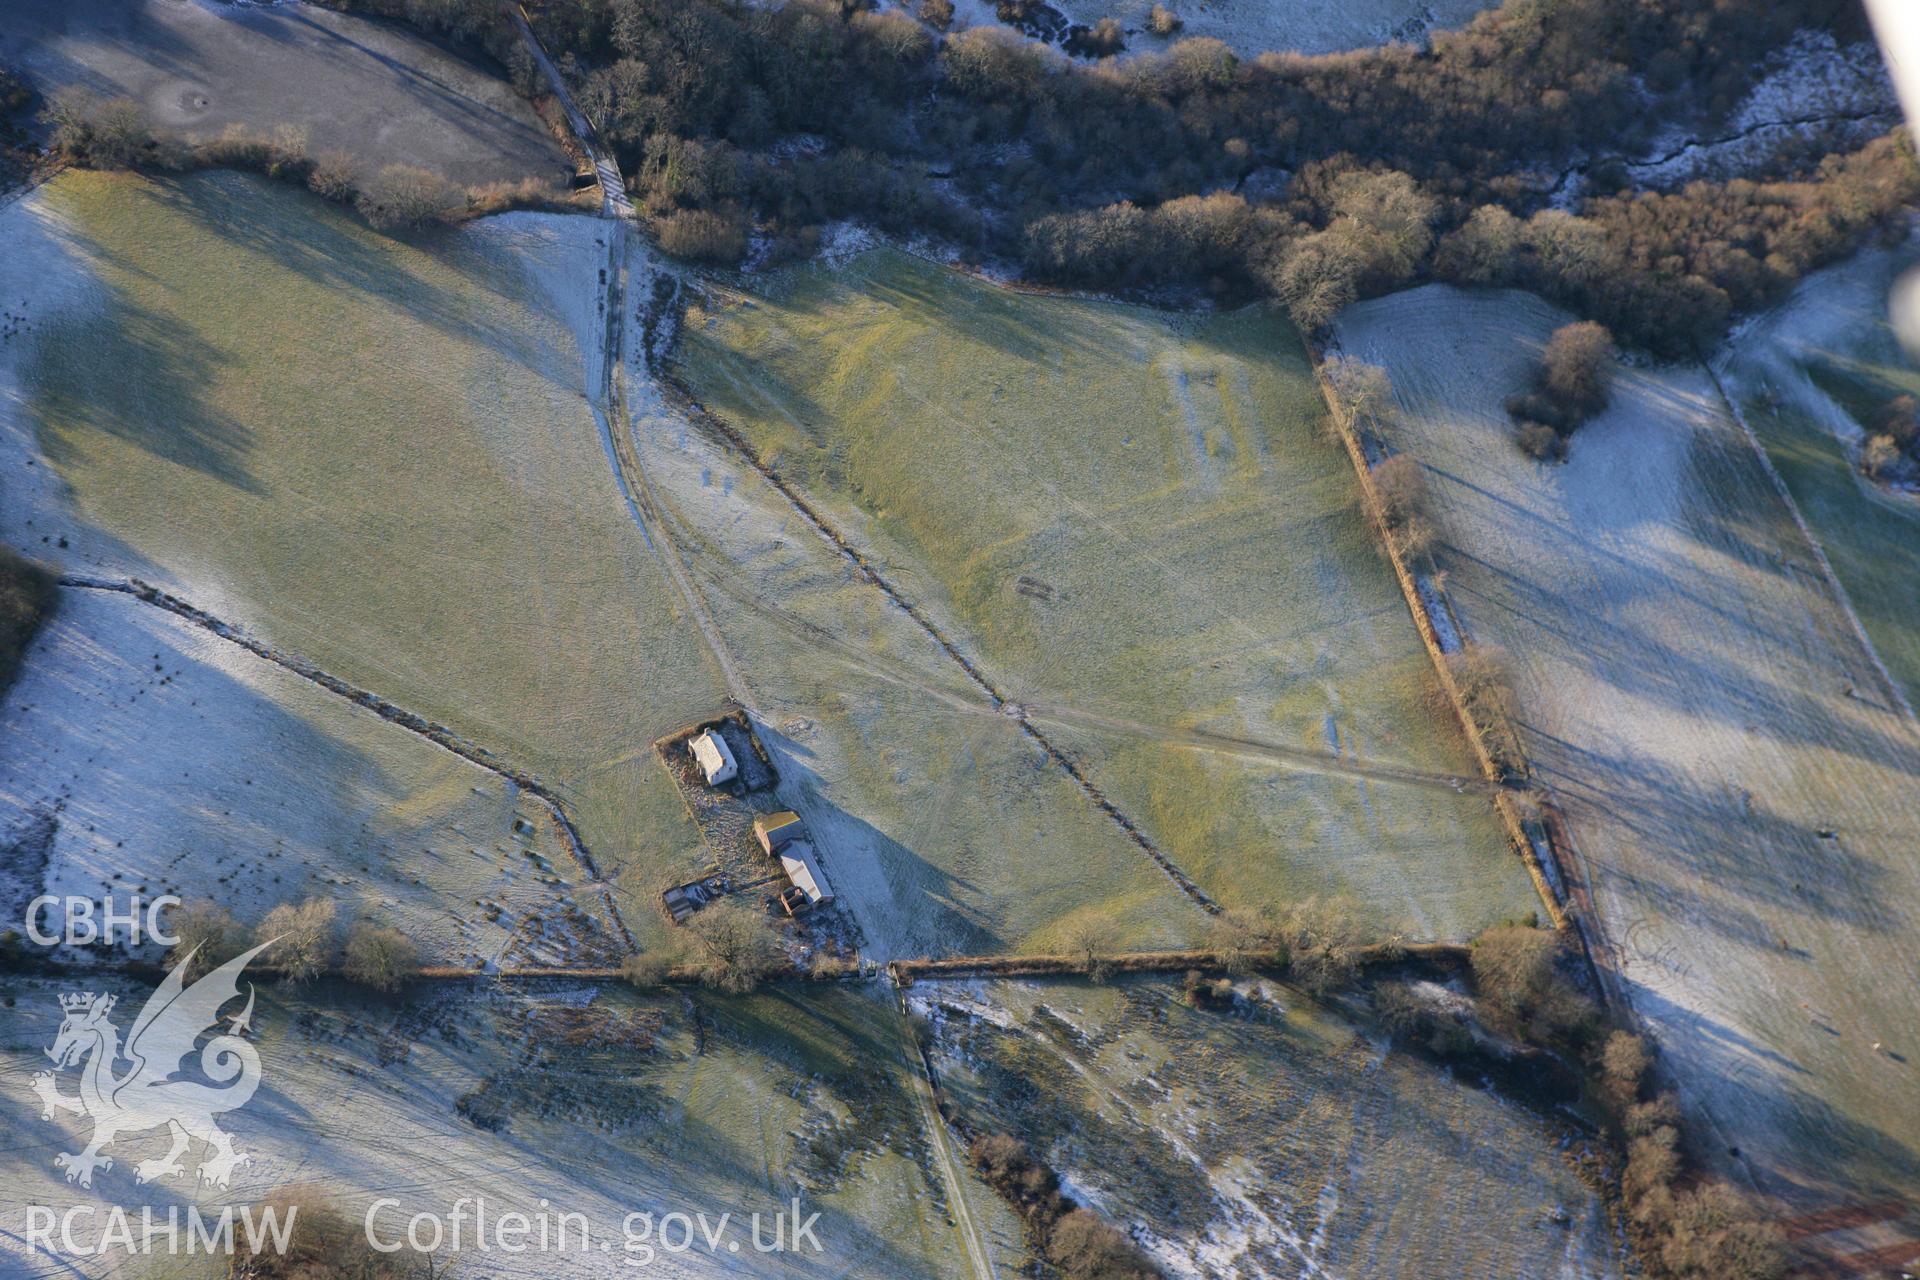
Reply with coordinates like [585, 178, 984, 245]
[30, 940, 273, 1189]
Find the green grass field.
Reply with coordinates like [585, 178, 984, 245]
[916, 976, 1621, 1278]
[1717, 240, 1920, 708]
[0, 171, 1210, 960]
[675, 249, 1533, 938]
[1, 169, 729, 952]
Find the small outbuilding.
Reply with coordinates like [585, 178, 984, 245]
[688, 729, 738, 785]
[778, 841, 834, 912]
[753, 810, 805, 856]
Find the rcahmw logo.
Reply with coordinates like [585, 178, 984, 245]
[24, 1203, 297, 1260]
[29, 939, 274, 1189]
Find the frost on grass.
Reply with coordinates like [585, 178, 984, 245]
[0, 171, 727, 955]
[1714, 231, 1920, 704]
[928, 978, 1621, 1280]
[676, 247, 1534, 942]
[0, 979, 1024, 1278]
[0, 591, 601, 968]
[2, 0, 564, 187]
[1337, 283, 1920, 1216]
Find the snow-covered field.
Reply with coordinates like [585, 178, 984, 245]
[0, 590, 610, 968]
[918, 976, 1623, 1279]
[1336, 286, 1920, 1233]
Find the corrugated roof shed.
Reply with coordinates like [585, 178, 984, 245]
[779, 841, 834, 905]
[754, 810, 804, 855]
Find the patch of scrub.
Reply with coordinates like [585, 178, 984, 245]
[1337, 284, 1920, 1217]
[1716, 232, 1920, 708]
[0, 588, 606, 968]
[676, 248, 1530, 940]
[0, 170, 726, 955]
[917, 976, 1622, 1279]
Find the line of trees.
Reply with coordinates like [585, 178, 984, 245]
[24, 0, 1891, 351]
[1467, 926, 1786, 1280]
[169, 897, 421, 991]
[40, 90, 573, 229]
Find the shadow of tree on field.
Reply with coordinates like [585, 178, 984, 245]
[1620, 976, 1920, 1214]
[130, 173, 582, 400]
[22, 279, 260, 494]
[1425, 429, 1920, 779]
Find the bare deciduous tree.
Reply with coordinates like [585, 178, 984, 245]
[355, 164, 464, 230]
[685, 902, 781, 993]
[1059, 920, 1115, 982]
[256, 898, 338, 984]
[342, 923, 420, 993]
[167, 901, 241, 981]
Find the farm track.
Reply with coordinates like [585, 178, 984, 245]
[592, 237, 754, 704]
[681, 549, 1499, 798]
[54, 575, 636, 952]
[511, 7, 631, 218]
[893, 983, 999, 1280]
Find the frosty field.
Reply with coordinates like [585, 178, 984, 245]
[1337, 285, 1920, 1223]
[1717, 235, 1920, 709]
[916, 975, 1622, 1279]
[0, 590, 616, 969]
[0, 0, 567, 188]
[0, 168, 729, 954]
[676, 249, 1534, 939]
[0, 170, 1209, 961]
[0, 975, 1023, 1278]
